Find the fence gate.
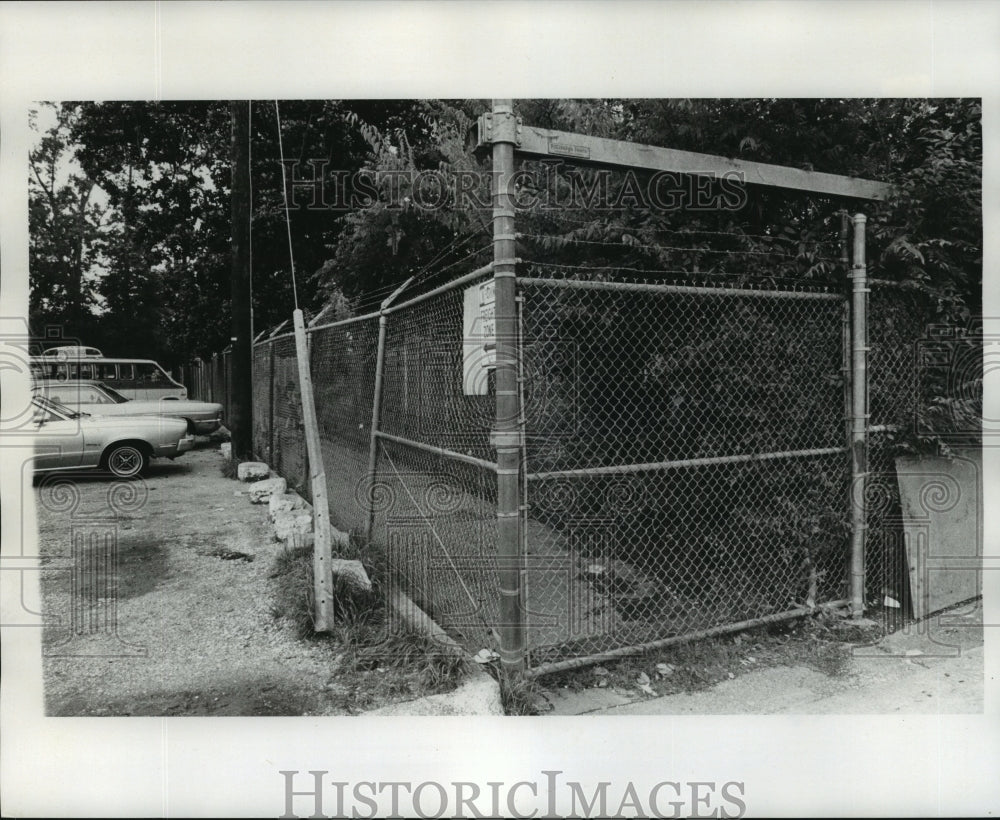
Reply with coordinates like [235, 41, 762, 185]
[517, 275, 853, 673]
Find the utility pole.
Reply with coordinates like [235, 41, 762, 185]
[230, 100, 253, 460]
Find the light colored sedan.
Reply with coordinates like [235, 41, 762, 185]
[34, 379, 224, 434]
[32, 395, 194, 478]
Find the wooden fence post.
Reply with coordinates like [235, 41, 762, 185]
[293, 308, 334, 632]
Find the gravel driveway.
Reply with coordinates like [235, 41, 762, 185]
[36, 444, 363, 716]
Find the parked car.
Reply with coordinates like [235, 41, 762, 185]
[31, 395, 194, 478]
[30, 355, 188, 399]
[32, 379, 223, 434]
[40, 345, 103, 359]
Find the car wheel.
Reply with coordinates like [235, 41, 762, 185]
[104, 443, 149, 479]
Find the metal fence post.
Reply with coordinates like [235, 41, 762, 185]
[849, 212, 869, 617]
[364, 316, 389, 542]
[840, 212, 853, 449]
[268, 339, 276, 464]
[364, 277, 415, 543]
[492, 99, 526, 672]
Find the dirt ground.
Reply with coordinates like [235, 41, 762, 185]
[34, 441, 987, 718]
[34, 443, 408, 716]
[536, 598, 985, 715]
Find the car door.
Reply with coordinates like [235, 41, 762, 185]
[32, 405, 85, 470]
[74, 384, 120, 415]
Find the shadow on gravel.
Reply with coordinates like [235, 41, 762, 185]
[114, 535, 169, 599]
[49, 679, 319, 716]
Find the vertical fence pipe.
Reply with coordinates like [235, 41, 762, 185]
[840, 212, 853, 461]
[364, 276, 415, 542]
[516, 293, 531, 655]
[849, 213, 869, 617]
[492, 99, 526, 671]
[268, 340, 276, 464]
[364, 315, 389, 542]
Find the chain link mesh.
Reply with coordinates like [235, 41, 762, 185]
[251, 342, 272, 461]
[309, 318, 379, 533]
[189, 266, 957, 666]
[864, 282, 939, 627]
[370, 286, 499, 651]
[519, 275, 851, 663]
[229, 278, 503, 654]
[270, 334, 309, 497]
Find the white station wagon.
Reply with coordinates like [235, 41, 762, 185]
[34, 379, 224, 435]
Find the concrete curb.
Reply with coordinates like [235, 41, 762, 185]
[363, 589, 504, 716]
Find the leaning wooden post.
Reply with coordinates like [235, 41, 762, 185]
[491, 99, 526, 672]
[849, 213, 869, 618]
[293, 308, 334, 632]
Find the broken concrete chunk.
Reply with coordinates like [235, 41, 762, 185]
[248, 477, 287, 503]
[269, 492, 305, 520]
[220, 442, 232, 459]
[273, 509, 313, 541]
[237, 461, 270, 482]
[285, 532, 315, 549]
[330, 558, 372, 591]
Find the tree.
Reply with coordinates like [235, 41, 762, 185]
[66, 99, 435, 365]
[28, 103, 107, 343]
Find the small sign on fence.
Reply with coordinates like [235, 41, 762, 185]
[462, 279, 496, 395]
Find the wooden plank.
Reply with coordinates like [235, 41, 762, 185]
[509, 125, 892, 201]
[293, 308, 335, 632]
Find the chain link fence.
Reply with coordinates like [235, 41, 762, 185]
[864, 281, 944, 628]
[186, 264, 961, 670]
[518, 272, 852, 669]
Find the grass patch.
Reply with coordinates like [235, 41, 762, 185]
[220, 455, 243, 479]
[354, 631, 472, 690]
[269, 538, 383, 640]
[268, 534, 474, 712]
[493, 665, 544, 716]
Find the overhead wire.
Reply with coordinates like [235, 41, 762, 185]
[248, 101, 254, 340]
[274, 100, 299, 310]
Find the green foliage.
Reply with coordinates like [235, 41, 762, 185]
[28, 104, 107, 340]
[30, 98, 980, 452]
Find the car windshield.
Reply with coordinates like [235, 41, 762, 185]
[95, 383, 130, 403]
[33, 395, 89, 420]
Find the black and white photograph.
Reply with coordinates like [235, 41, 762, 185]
[2, 2, 997, 818]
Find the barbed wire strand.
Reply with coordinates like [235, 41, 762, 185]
[533, 209, 843, 245]
[516, 232, 839, 261]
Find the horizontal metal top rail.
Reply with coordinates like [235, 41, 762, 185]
[375, 430, 498, 472]
[301, 263, 496, 339]
[256, 330, 294, 346]
[528, 446, 846, 480]
[518, 276, 845, 301]
[496, 123, 892, 201]
[382, 263, 494, 316]
[307, 308, 382, 334]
